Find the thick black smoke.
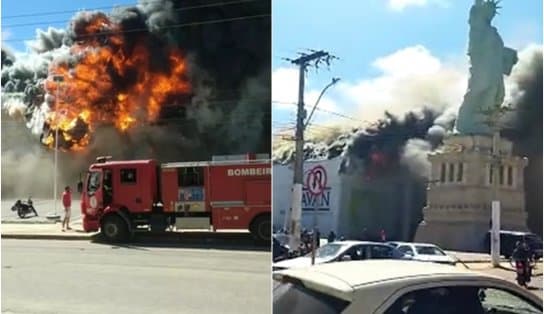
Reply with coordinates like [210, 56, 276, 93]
[2, 0, 271, 198]
[502, 48, 542, 235]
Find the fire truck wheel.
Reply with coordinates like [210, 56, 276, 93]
[101, 215, 129, 242]
[251, 215, 271, 243]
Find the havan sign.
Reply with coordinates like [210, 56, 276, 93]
[302, 165, 331, 211]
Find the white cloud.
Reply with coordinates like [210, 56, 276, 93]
[388, 0, 450, 11]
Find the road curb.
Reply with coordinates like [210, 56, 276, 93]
[1, 233, 94, 240]
[1, 220, 58, 225]
[1, 232, 270, 250]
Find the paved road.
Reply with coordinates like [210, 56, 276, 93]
[2, 239, 271, 314]
[2, 199, 82, 222]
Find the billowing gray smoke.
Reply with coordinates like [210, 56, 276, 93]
[273, 46, 542, 238]
[1, 0, 271, 198]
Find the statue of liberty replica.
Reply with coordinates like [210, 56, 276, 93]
[455, 0, 518, 134]
[415, 0, 529, 252]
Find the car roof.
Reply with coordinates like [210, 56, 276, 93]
[331, 240, 391, 246]
[393, 242, 438, 247]
[273, 260, 498, 301]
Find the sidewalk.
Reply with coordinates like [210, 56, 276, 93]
[1, 220, 96, 240]
[0, 221, 258, 242]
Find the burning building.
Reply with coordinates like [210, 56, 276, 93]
[1, 0, 271, 198]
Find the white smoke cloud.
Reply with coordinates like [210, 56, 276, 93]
[401, 138, 432, 178]
[337, 45, 467, 125]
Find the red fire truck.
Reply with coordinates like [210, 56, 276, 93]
[78, 154, 271, 242]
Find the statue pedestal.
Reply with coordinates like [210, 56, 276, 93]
[414, 134, 529, 252]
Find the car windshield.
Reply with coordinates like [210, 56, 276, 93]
[311, 244, 343, 259]
[273, 281, 350, 314]
[415, 245, 446, 256]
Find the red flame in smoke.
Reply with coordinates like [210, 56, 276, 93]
[42, 12, 191, 151]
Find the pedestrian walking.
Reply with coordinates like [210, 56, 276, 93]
[61, 186, 72, 232]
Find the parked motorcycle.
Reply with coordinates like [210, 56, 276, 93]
[11, 198, 38, 219]
[512, 258, 534, 287]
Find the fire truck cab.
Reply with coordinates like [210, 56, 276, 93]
[79, 154, 271, 243]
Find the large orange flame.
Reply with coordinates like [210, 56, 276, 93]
[42, 13, 190, 151]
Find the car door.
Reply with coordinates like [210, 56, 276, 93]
[338, 245, 365, 261]
[397, 245, 414, 258]
[368, 244, 396, 259]
[379, 283, 542, 314]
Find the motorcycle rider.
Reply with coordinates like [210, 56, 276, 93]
[512, 238, 534, 284]
[513, 238, 534, 261]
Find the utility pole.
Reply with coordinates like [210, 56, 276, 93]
[47, 74, 64, 221]
[284, 50, 338, 252]
[483, 105, 512, 267]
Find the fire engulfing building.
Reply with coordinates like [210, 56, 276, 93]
[273, 157, 425, 241]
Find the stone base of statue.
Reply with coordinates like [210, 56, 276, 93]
[414, 134, 529, 252]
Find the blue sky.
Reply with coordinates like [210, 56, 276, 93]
[272, 0, 543, 136]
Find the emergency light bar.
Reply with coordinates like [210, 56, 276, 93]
[96, 156, 113, 163]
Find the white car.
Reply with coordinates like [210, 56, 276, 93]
[273, 260, 542, 314]
[272, 241, 407, 271]
[388, 241, 457, 265]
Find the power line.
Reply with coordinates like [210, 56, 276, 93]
[272, 100, 367, 124]
[2, 0, 264, 20]
[3, 13, 270, 43]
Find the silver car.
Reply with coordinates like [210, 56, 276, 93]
[272, 241, 407, 271]
[273, 260, 542, 313]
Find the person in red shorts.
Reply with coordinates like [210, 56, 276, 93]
[61, 186, 72, 232]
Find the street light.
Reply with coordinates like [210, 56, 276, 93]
[46, 74, 64, 221]
[304, 77, 340, 129]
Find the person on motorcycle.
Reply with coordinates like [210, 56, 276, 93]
[513, 239, 533, 262]
[512, 238, 534, 283]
